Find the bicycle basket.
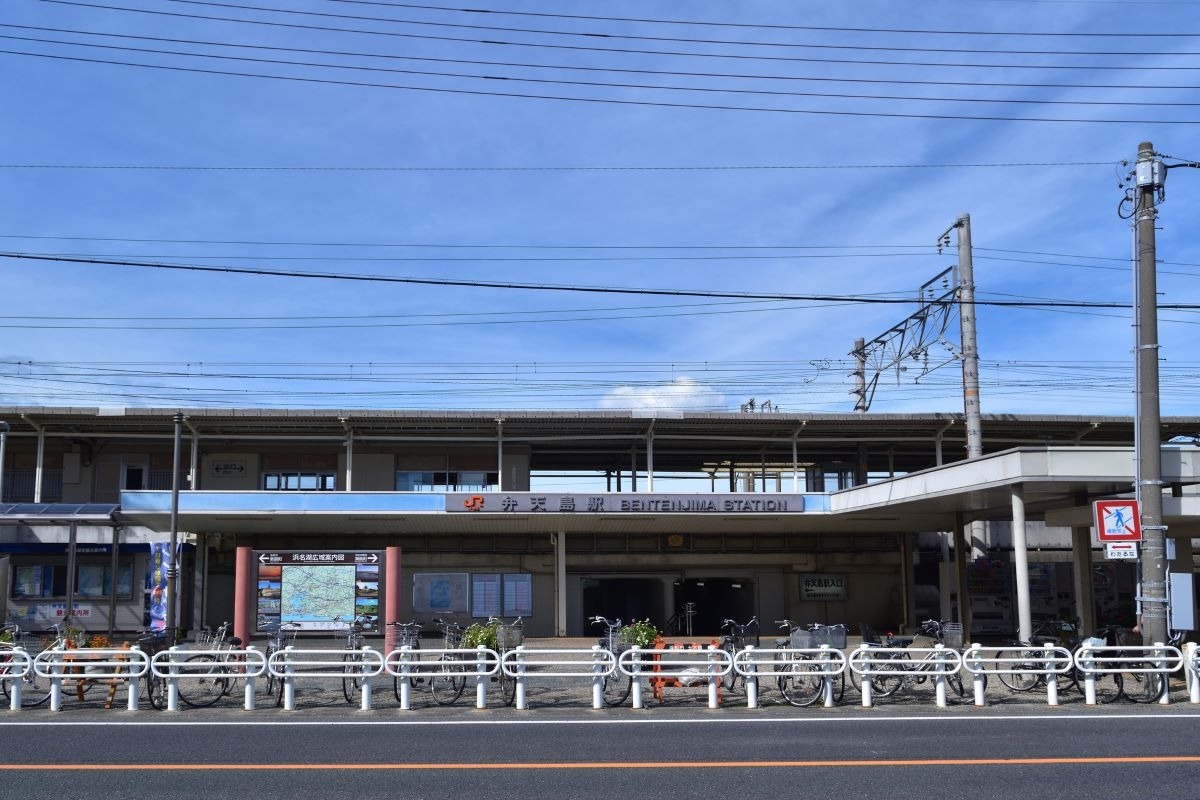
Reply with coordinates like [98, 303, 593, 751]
[941, 622, 964, 650]
[789, 629, 814, 649]
[443, 629, 463, 649]
[496, 623, 524, 650]
[809, 624, 848, 649]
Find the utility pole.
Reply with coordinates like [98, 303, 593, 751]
[852, 338, 867, 413]
[953, 214, 983, 460]
[1134, 141, 1168, 645]
[166, 412, 183, 643]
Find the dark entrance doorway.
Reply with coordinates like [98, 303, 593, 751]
[673, 578, 756, 637]
[581, 577, 668, 631]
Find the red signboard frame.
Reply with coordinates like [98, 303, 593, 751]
[1093, 499, 1142, 542]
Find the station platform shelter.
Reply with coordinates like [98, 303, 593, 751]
[0, 407, 1197, 647]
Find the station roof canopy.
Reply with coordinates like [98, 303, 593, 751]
[0, 503, 119, 526]
[2, 407, 1198, 475]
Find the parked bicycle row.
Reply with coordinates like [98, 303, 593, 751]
[3, 616, 1197, 712]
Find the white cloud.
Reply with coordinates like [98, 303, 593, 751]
[597, 377, 725, 413]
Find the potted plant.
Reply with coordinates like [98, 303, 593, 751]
[618, 619, 660, 648]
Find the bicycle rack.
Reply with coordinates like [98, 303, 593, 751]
[267, 646, 384, 712]
[2, 647, 34, 710]
[500, 646, 618, 710]
[961, 643, 1072, 706]
[1073, 643, 1184, 706]
[732, 645, 846, 709]
[34, 646, 150, 712]
[847, 644, 962, 708]
[617, 642, 729, 709]
[151, 646, 267, 711]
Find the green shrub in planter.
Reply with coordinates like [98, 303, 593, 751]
[618, 619, 660, 648]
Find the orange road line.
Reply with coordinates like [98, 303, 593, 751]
[1, 756, 1199, 771]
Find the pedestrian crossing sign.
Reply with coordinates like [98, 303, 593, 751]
[1093, 499, 1141, 542]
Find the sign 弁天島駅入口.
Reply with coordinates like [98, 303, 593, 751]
[1093, 500, 1141, 542]
[799, 573, 847, 601]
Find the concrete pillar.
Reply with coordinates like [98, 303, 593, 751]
[1070, 524, 1097, 634]
[554, 532, 566, 636]
[955, 512, 971, 633]
[1011, 486, 1032, 644]
[233, 546, 253, 647]
[385, 546, 402, 652]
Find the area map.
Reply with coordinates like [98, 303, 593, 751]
[280, 564, 357, 627]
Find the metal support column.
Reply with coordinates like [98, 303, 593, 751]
[554, 531, 566, 636]
[1070, 523, 1097, 635]
[1011, 485, 1032, 644]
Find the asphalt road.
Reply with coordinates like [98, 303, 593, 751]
[3, 705, 1199, 800]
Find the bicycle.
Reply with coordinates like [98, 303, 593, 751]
[590, 616, 632, 706]
[773, 620, 846, 707]
[339, 615, 371, 704]
[996, 619, 1122, 703]
[427, 618, 468, 706]
[490, 615, 523, 707]
[718, 616, 758, 692]
[849, 621, 965, 699]
[262, 620, 300, 702]
[387, 620, 423, 702]
[0, 621, 54, 707]
[172, 621, 237, 708]
[135, 628, 172, 710]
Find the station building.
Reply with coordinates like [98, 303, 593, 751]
[0, 407, 1197, 647]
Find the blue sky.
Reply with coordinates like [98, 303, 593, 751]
[1, 0, 1199, 416]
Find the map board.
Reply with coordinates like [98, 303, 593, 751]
[255, 550, 381, 631]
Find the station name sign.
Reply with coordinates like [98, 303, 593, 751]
[447, 493, 805, 514]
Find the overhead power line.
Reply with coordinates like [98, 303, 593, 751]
[33, 1, 1200, 72]
[5, 49, 1198, 124]
[8, 33, 1200, 109]
[320, 0, 1200, 37]
[11, 23, 1200, 92]
[4, 250, 1197, 309]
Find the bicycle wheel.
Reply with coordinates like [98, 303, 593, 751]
[145, 672, 166, 710]
[1095, 671, 1123, 704]
[1122, 670, 1166, 703]
[996, 648, 1041, 692]
[601, 671, 632, 707]
[177, 654, 229, 708]
[0, 655, 52, 708]
[342, 653, 362, 704]
[869, 659, 906, 697]
[777, 657, 824, 707]
[430, 657, 467, 706]
[499, 667, 516, 706]
[945, 668, 965, 697]
[265, 647, 279, 698]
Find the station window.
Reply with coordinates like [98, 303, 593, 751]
[262, 472, 337, 491]
[10, 562, 134, 599]
[396, 471, 498, 492]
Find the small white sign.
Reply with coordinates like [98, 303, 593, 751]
[1105, 541, 1138, 560]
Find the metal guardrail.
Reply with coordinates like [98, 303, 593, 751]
[501, 646, 618, 710]
[961, 644, 1073, 706]
[616, 644, 731, 709]
[383, 645, 500, 710]
[848, 644, 962, 708]
[33, 646, 150, 712]
[732, 645, 847, 708]
[1073, 643, 1183, 705]
[151, 646, 268, 711]
[268, 646, 385, 711]
[1, 646, 34, 711]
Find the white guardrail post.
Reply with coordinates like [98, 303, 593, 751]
[855, 646, 873, 708]
[591, 645, 604, 710]
[360, 645, 374, 712]
[1044, 643, 1059, 706]
[707, 645, 719, 709]
[475, 645, 488, 709]
[1155, 642, 1171, 706]
[968, 643, 986, 707]
[7, 647, 28, 709]
[933, 644, 948, 708]
[1187, 642, 1199, 704]
[126, 646, 143, 711]
[631, 646, 644, 710]
[1080, 644, 1097, 705]
[398, 646, 413, 711]
[514, 646, 528, 711]
[243, 645, 258, 711]
[283, 646, 296, 712]
[744, 645, 758, 709]
[47, 647, 64, 712]
[167, 645, 181, 712]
